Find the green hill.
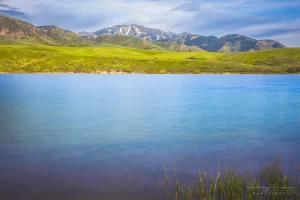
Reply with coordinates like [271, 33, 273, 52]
[0, 14, 90, 46]
[37, 25, 90, 46]
[94, 35, 165, 51]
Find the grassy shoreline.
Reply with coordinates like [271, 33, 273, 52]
[1, 72, 300, 75]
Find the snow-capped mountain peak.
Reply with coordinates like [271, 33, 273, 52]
[93, 24, 191, 43]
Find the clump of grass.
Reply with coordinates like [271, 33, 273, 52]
[186, 56, 197, 60]
[162, 159, 300, 200]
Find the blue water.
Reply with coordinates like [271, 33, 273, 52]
[0, 74, 300, 200]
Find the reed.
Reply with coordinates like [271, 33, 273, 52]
[162, 159, 300, 200]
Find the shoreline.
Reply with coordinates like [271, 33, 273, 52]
[0, 71, 298, 75]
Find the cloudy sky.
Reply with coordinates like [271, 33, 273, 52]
[0, 0, 300, 46]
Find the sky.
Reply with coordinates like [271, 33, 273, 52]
[0, 0, 300, 46]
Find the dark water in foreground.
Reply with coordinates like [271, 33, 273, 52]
[0, 74, 300, 200]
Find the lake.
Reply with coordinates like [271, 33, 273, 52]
[0, 74, 300, 200]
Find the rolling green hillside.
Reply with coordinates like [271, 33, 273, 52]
[0, 42, 299, 74]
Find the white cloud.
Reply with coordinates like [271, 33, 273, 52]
[0, 5, 11, 10]
[234, 21, 300, 36]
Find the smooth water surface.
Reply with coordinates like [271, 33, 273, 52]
[0, 75, 300, 200]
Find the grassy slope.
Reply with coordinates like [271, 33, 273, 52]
[155, 42, 205, 52]
[0, 38, 39, 45]
[0, 41, 299, 74]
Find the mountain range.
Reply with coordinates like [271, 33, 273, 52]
[91, 24, 285, 52]
[0, 14, 285, 52]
